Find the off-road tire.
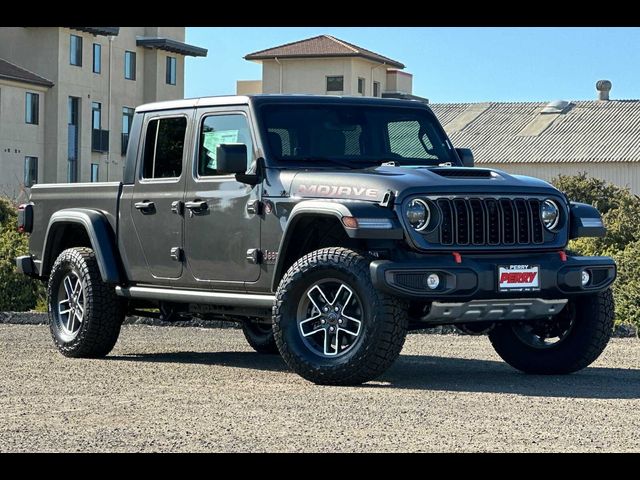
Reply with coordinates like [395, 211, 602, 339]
[489, 289, 614, 374]
[273, 247, 408, 385]
[242, 320, 279, 354]
[48, 247, 124, 358]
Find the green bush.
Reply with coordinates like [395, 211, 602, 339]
[552, 172, 640, 328]
[0, 197, 45, 311]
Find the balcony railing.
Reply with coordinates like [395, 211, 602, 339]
[92, 129, 109, 153]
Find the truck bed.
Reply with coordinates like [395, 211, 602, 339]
[28, 182, 122, 264]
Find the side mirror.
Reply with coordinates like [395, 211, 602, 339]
[455, 148, 474, 168]
[216, 144, 248, 175]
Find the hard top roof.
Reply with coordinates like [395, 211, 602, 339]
[135, 94, 427, 113]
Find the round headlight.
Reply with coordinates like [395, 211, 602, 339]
[406, 199, 430, 231]
[541, 199, 560, 230]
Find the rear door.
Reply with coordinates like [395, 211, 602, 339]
[130, 112, 191, 280]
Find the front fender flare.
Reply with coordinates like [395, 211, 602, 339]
[271, 200, 403, 291]
[569, 202, 606, 238]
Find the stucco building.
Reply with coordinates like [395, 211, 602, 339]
[237, 35, 425, 101]
[0, 27, 207, 200]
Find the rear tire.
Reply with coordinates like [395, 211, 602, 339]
[273, 248, 408, 385]
[489, 289, 614, 374]
[242, 320, 279, 354]
[48, 247, 124, 358]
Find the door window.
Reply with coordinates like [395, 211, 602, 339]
[141, 117, 187, 179]
[197, 114, 253, 177]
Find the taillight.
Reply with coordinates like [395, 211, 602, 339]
[17, 203, 33, 234]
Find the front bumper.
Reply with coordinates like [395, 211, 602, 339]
[370, 252, 616, 301]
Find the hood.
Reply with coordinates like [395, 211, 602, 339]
[282, 166, 562, 203]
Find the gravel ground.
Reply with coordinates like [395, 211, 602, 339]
[1, 324, 639, 452]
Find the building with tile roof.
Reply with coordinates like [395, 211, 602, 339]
[238, 35, 425, 101]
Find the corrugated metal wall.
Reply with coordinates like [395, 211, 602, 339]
[482, 162, 640, 195]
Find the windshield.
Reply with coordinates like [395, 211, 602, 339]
[259, 103, 458, 168]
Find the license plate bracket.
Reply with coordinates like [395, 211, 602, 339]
[498, 265, 540, 292]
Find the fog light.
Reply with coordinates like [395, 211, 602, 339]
[427, 273, 440, 290]
[581, 270, 590, 286]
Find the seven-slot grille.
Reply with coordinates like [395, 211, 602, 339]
[431, 197, 545, 246]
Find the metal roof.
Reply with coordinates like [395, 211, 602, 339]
[0, 58, 54, 87]
[430, 100, 640, 164]
[245, 35, 405, 69]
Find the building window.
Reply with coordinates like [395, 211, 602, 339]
[358, 77, 365, 95]
[92, 102, 101, 130]
[166, 56, 177, 85]
[68, 97, 79, 183]
[91, 102, 109, 152]
[326, 76, 344, 92]
[142, 117, 187, 179]
[91, 164, 99, 182]
[24, 157, 38, 187]
[93, 43, 101, 74]
[373, 81, 380, 97]
[122, 107, 134, 155]
[25, 92, 39, 125]
[70, 34, 82, 66]
[125, 51, 136, 80]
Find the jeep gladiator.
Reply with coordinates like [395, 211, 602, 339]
[16, 95, 616, 385]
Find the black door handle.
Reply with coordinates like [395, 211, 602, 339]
[134, 201, 155, 212]
[185, 200, 208, 213]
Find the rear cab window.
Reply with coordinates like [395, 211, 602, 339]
[141, 116, 188, 179]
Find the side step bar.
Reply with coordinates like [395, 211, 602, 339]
[115, 286, 275, 309]
[420, 298, 568, 324]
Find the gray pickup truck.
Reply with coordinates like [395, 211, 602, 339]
[16, 95, 616, 385]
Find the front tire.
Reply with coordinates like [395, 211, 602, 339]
[48, 247, 124, 358]
[489, 289, 614, 374]
[273, 248, 408, 385]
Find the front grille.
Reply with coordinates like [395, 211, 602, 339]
[394, 272, 430, 290]
[433, 197, 545, 246]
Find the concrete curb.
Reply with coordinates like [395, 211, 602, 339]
[1, 311, 637, 337]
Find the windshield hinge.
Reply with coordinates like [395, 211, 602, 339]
[379, 190, 396, 208]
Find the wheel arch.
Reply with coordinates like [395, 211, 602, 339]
[41, 209, 122, 284]
[270, 200, 403, 291]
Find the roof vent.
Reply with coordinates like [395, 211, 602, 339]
[541, 100, 571, 114]
[596, 79, 612, 101]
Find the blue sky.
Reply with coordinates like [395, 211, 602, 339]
[185, 27, 640, 103]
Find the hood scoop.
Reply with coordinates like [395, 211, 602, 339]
[429, 168, 496, 179]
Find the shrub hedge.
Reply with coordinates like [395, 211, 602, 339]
[0, 197, 44, 311]
[552, 172, 639, 328]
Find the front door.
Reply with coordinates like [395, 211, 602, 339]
[183, 108, 261, 287]
[130, 113, 190, 280]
